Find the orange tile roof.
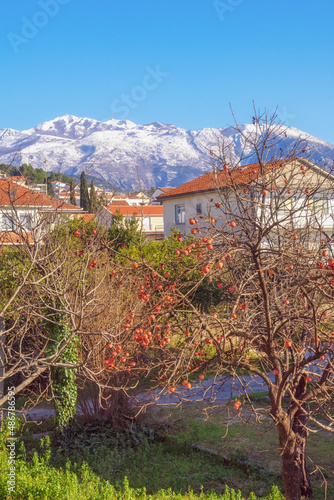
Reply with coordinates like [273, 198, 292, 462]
[74, 213, 95, 222]
[0, 179, 82, 211]
[127, 193, 149, 199]
[105, 204, 163, 216]
[58, 192, 80, 198]
[7, 175, 28, 183]
[0, 231, 34, 245]
[108, 200, 130, 206]
[157, 160, 288, 200]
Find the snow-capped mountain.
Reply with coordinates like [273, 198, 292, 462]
[0, 115, 333, 190]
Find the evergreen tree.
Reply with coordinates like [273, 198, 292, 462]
[47, 176, 55, 198]
[9, 166, 21, 176]
[33, 167, 48, 184]
[89, 181, 98, 213]
[19, 163, 35, 180]
[97, 196, 107, 210]
[79, 171, 90, 211]
[107, 210, 142, 250]
[0, 163, 9, 173]
[69, 180, 77, 206]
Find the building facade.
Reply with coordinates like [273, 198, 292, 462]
[0, 177, 83, 244]
[158, 159, 334, 241]
[96, 203, 164, 239]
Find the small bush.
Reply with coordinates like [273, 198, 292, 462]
[0, 433, 284, 499]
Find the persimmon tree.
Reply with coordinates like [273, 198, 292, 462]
[1, 112, 334, 500]
[0, 193, 154, 432]
[119, 112, 334, 500]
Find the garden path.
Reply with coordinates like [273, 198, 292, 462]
[20, 372, 274, 421]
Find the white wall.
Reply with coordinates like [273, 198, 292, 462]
[162, 160, 334, 238]
[162, 192, 226, 237]
[0, 208, 39, 231]
[95, 206, 113, 229]
[162, 190, 334, 238]
[0, 207, 84, 234]
[95, 207, 164, 234]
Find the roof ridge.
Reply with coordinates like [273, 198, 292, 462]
[157, 159, 298, 199]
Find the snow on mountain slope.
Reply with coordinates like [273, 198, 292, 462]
[0, 115, 333, 190]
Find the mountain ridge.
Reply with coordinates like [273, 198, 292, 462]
[0, 115, 333, 190]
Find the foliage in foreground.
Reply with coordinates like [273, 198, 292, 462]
[0, 433, 284, 500]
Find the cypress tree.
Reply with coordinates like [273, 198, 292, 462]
[80, 171, 90, 211]
[47, 176, 55, 198]
[69, 180, 77, 206]
[89, 180, 98, 213]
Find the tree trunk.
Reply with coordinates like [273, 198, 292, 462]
[280, 376, 313, 500]
[281, 434, 313, 500]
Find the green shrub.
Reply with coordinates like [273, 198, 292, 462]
[0, 433, 284, 500]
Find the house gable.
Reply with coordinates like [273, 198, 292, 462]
[95, 204, 164, 236]
[157, 158, 334, 202]
[158, 158, 334, 237]
[0, 179, 83, 244]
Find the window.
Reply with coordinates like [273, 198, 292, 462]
[273, 195, 286, 217]
[196, 203, 202, 215]
[19, 214, 32, 230]
[175, 205, 185, 224]
[309, 197, 329, 215]
[2, 214, 14, 230]
[143, 216, 151, 231]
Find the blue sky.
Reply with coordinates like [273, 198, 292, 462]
[0, 0, 334, 143]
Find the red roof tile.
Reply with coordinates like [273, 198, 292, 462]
[105, 205, 163, 216]
[74, 213, 95, 222]
[108, 200, 130, 206]
[7, 176, 28, 183]
[0, 179, 82, 211]
[157, 161, 288, 200]
[0, 231, 34, 245]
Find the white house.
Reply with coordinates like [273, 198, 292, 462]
[96, 202, 164, 238]
[112, 192, 151, 206]
[151, 187, 171, 204]
[56, 189, 80, 205]
[157, 158, 334, 239]
[53, 183, 112, 206]
[0, 178, 83, 245]
[51, 181, 68, 190]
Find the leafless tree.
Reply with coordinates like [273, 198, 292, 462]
[124, 110, 334, 500]
[2, 111, 334, 499]
[0, 182, 151, 418]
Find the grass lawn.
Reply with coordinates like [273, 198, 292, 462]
[4, 392, 333, 499]
[1, 418, 284, 500]
[143, 399, 334, 500]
